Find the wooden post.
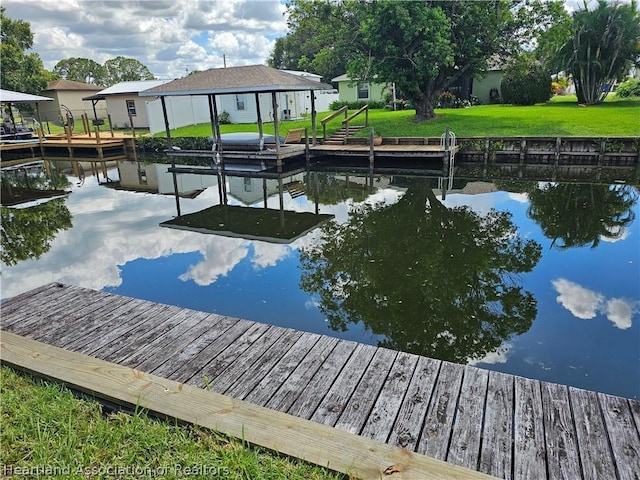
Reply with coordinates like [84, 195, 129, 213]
[211, 94, 224, 169]
[272, 92, 282, 173]
[443, 126, 450, 176]
[368, 127, 375, 168]
[128, 112, 136, 138]
[107, 114, 115, 137]
[483, 138, 490, 178]
[255, 93, 264, 147]
[208, 94, 217, 147]
[304, 127, 310, 169]
[310, 90, 317, 145]
[519, 138, 527, 178]
[160, 97, 172, 150]
[36, 126, 45, 157]
[94, 126, 103, 159]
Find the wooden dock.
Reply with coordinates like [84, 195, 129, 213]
[2, 283, 639, 479]
[0, 132, 132, 162]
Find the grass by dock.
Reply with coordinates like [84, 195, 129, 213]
[157, 95, 639, 139]
[0, 366, 347, 480]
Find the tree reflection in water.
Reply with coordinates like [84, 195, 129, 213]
[1, 198, 73, 267]
[300, 178, 542, 364]
[527, 183, 638, 250]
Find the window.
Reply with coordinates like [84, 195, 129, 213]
[126, 99, 137, 116]
[235, 94, 245, 111]
[357, 83, 369, 100]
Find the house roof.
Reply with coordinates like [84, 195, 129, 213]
[83, 79, 171, 101]
[46, 79, 104, 91]
[0, 89, 53, 103]
[139, 65, 333, 97]
[331, 73, 381, 83]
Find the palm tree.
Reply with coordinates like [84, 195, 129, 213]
[555, 0, 640, 104]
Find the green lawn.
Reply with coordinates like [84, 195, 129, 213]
[1, 367, 346, 480]
[160, 95, 639, 139]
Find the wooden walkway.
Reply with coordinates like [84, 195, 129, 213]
[2, 283, 639, 480]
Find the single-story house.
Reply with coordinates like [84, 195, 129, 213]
[39, 79, 106, 124]
[85, 79, 171, 129]
[332, 69, 504, 105]
[331, 74, 390, 103]
[144, 69, 338, 135]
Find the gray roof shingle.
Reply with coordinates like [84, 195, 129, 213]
[140, 65, 332, 97]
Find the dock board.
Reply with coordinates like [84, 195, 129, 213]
[2, 283, 639, 479]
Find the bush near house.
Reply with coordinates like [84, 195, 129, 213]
[501, 54, 553, 105]
[329, 100, 386, 110]
[616, 79, 640, 98]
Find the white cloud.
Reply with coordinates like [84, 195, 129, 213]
[468, 343, 512, 366]
[605, 298, 637, 330]
[552, 278, 604, 319]
[552, 278, 637, 329]
[2, 0, 289, 79]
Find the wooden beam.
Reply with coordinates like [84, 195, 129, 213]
[1, 331, 495, 480]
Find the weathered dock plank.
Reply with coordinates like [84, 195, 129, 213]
[161, 320, 260, 384]
[310, 343, 378, 427]
[480, 371, 514, 480]
[2, 283, 639, 480]
[387, 355, 441, 451]
[447, 366, 489, 471]
[417, 361, 464, 460]
[264, 335, 340, 413]
[513, 376, 547, 480]
[569, 386, 617, 480]
[334, 347, 398, 435]
[360, 351, 419, 443]
[598, 393, 640, 480]
[211, 326, 302, 395]
[287, 339, 358, 419]
[541, 382, 582, 480]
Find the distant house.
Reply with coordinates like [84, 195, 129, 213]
[331, 74, 389, 103]
[88, 80, 171, 129]
[332, 67, 504, 106]
[39, 79, 106, 124]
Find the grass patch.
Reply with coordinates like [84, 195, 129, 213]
[159, 95, 639, 139]
[0, 366, 348, 480]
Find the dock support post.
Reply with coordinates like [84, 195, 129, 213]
[368, 127, 375, 188]
[305, 127, 310, 169]
[519, 138, 526, 178]
[94, 126, 103, 159]
[443, 126, 450, 176]
[107, 114, 115, 138]
[37, 126, 45, 157]
[310, 90, 317, 145]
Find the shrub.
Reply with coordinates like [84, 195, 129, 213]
[501, 54, 553, 105]
[329, 100, 386, 110]
[218, 111, 231, 124]
[616, 79, 640, 98]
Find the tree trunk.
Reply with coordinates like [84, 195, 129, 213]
[412, 97, 437, 122]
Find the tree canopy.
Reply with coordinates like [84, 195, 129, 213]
[53, 57, 106, 86]
[554, 0, 640, 104]
[271, 0, 570, 121]
[53, 55, 154, 87]
[299, 176, 542, 363]
[0, 6, 51, 94]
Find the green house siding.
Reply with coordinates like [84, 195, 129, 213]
[337, 80, 388, 103]
[472, 71, 504, 104]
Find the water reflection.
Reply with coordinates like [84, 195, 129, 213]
[299, 178, 543, 363]
[527, 183, 638, 249]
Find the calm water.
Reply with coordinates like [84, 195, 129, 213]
[2, 160, 639, 399]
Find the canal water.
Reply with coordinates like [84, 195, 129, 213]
[1, 159, 638, 399]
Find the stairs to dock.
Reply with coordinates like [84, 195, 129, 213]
[323, 125, 364, 145]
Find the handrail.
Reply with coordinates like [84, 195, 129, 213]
[320, 106, 348, 140]
[342, 104, 368, 134]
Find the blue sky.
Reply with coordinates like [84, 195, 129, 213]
[4, 0, 597, 82]
[4, 0, 289, 80]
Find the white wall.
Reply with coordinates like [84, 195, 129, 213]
[146, 90, 339, 135]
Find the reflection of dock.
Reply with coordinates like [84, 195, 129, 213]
[161, 204, 333, 244]
[2, 283, 639, 480]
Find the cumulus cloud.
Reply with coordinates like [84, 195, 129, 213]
[468, 343, 513, 366]
[2, 0, 289, 79]
[552, 278, 637, 329]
